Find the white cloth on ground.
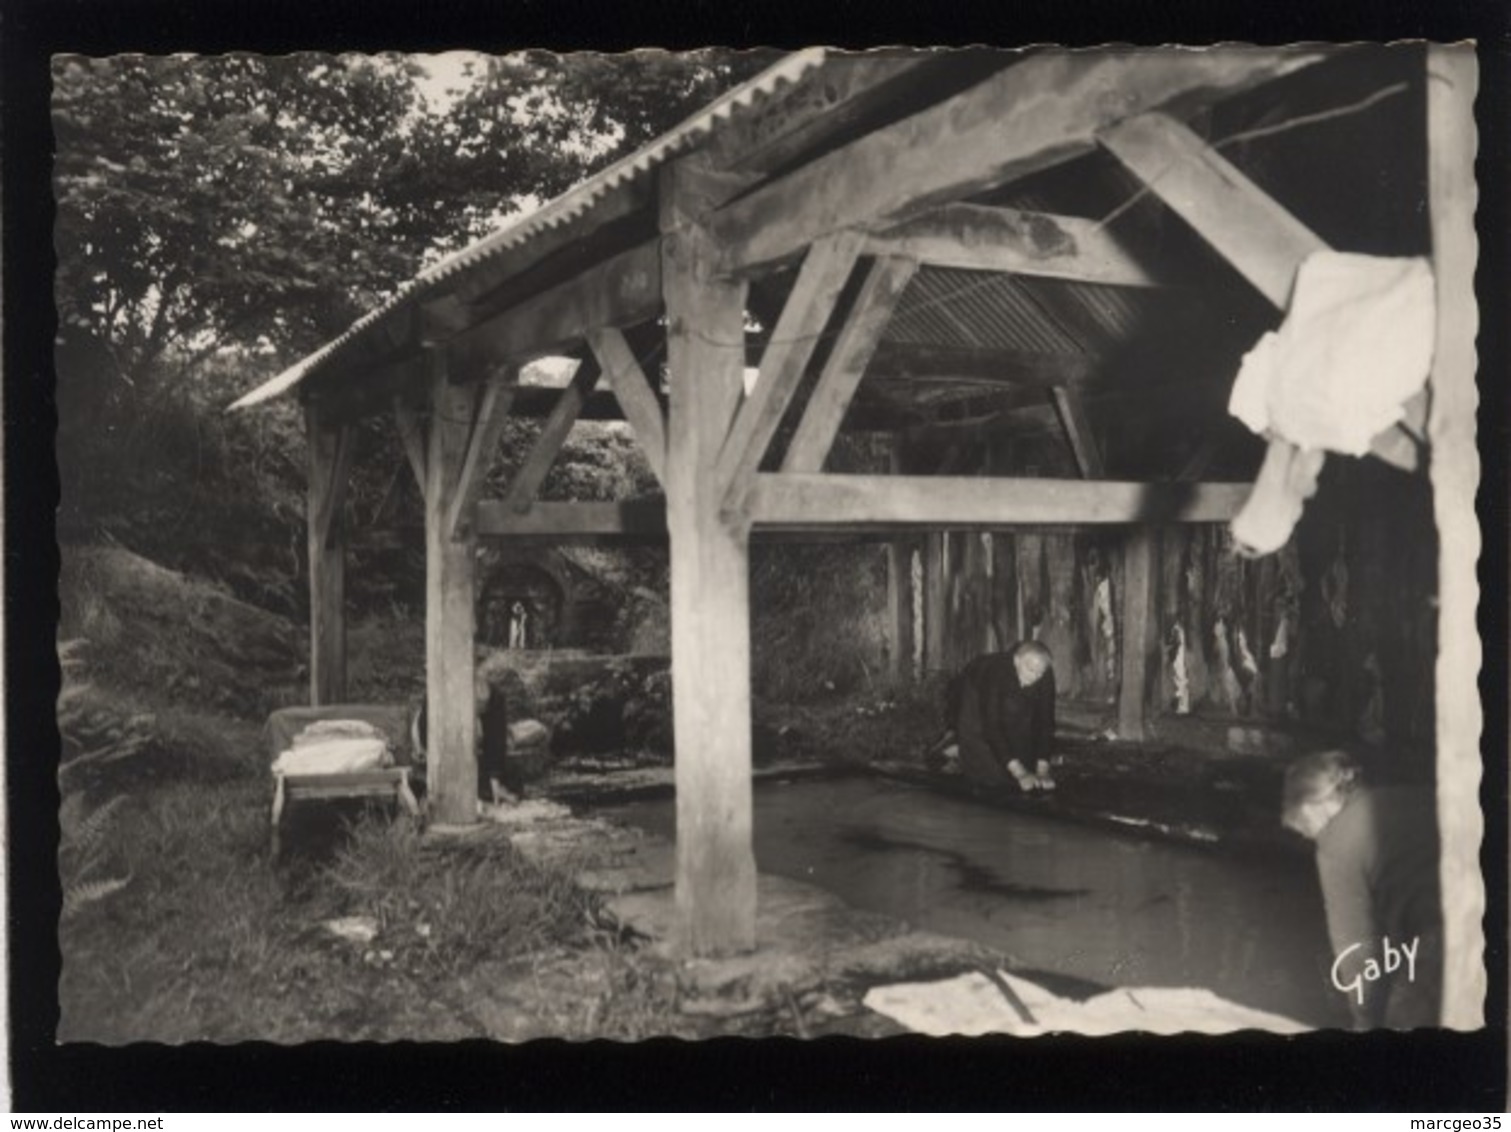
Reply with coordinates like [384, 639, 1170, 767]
[862, 970, 1309, 1037]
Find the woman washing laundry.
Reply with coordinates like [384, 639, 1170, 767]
[942, 640, 1058, 793]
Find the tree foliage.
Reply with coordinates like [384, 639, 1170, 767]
[53, 49, 777, 606]
[53, 48, 778, 381]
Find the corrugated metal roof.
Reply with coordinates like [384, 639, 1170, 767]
[882, 267, 1169, 358]
[229, 48, 827, 411]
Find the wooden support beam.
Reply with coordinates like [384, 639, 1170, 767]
[1425, 45, 1483, 1031]
[587, 327, 667, 488]
[716, 231, 865, 499]
[500, 358, 602, 514]
[448, 241, 662, 370]
[445, 367, 518, 541]
[781, 257, 920, 473]
[1098, 112, 1326, 309]
[1051, 387, 1105, 478]
[423, 348, 479, 827]
[472, 499, 943, 545]
[305, 404, 353, 705]
[1117, 529, 1157, 740]
[1098, 109, 1426, 470]
[711, 49, 1320, 274]
[750, 473, 1251, 529]
[393, 398, 427, 491]
[864, 204, 1158, 287]
[662, 155, 757, 956]
[476, 499, 668, 543]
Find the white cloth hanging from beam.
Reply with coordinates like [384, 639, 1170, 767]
[1229, 252, 1435, 556]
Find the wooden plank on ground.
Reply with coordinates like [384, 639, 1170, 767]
[750, 473, 1251, 528]
[587, 327, 668, 487]
[1425, 44, 1483, 1032]
[716, 231, 864, 497]
[781, 256, 920, 473]
[864, 204, 1158, 286]
[661, 156, 758, 957]
[500, 358, 602, 513]
[423, 348, 479, 827]
[1051, 386, 1105, 477]
[305, 403, 353, 705]
[445, 367, 518, 541]
[712, 48, 1321, 273]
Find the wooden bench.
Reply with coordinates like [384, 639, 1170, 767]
[270, 767, 422, 859]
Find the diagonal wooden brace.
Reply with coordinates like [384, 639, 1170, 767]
[1099, 110, 1427, 471]
[445, 366, 519, 541]
[714, 231, 866, 506]
[500, 356, 602, 515]
[779, 255, 919, 475]
[587, 327, 668, 488]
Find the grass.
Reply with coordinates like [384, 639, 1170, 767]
[58, 771, 695, 1043]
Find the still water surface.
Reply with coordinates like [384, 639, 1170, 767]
[601, 775, 1350, 1028]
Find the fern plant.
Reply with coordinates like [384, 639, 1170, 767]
[59, 792, 132, 919]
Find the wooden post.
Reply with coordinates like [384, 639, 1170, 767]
[424, 348, 480, 827]
[885, 436, 914, 682]
[924, 531, 947, 673]
[1118, 528, 1157, 740]
[305, 402, 352, 705]
[661, 156, 757, 956]
[1425, 45, 1483, 1031]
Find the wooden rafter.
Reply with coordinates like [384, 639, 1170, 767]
[1050, 386, 1105, 478]
[444, 366, 519, 541]
[716, 231, 864, 499]
[864, 204, 1158, 287]
[587, 327, 668, 487]
[750, 473, 1251, 528]
[1098, 110, 1426, 471]
[780, 256, 920, 474]
[448, 241, 662, 371]
[1098, 112, 1325, 308]
[711, 49, 1321, 274]
[500, 358, 602, 514]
